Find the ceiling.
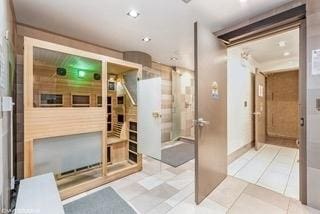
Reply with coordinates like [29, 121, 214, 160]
[235, 28, 299, 72]
[13, 0, 294, 70]
[34, 47, 102, 71]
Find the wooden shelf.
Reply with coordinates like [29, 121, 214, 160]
[128, 140, 137, 144]
[129, 150, 138, 155]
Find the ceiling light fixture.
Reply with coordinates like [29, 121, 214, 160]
[127, 10, 140, 18]
[278, 41, 287, 47]
[142, 37, 151, 42]
[283, 52, 291, 57]
[240, 0, 247, 3]
[170, 57, 178, 61]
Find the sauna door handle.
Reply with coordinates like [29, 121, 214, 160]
[152, 112, 161, 118]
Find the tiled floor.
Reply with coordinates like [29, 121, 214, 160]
[228, 144, 300, 199]
[63, 154, 319, 214]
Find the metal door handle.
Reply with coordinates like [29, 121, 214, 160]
[194, 118, 210, 127]
[152, 112, 161, 118]
[253, 112, 261, 115]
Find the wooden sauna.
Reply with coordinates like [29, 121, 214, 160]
[23, 37, 142, 199]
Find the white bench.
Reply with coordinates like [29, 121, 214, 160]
[15, 173, 65, 214]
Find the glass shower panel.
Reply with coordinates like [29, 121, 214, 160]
[172, 71, 182, 141]
[142, 66, 161, 80]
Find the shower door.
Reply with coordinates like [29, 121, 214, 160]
[137, 77, 162, 160]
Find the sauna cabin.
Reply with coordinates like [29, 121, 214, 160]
[23, 37, 142, 199]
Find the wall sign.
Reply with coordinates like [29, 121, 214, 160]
[312, 49, 320, 75]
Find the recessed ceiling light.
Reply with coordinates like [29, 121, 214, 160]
[278, 41, 286, 47]
[284, 52, 291, 56]
[170, 57, 178, 61]
[142, 37, 151, 42]
[127, 10, 140, 18]
[240, 0, 247, 3]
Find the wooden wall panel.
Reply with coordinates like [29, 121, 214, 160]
[24, 108, 105, 141]
[23, 37, 143, 194]
[33, 65, 102, 107]
[266, 70, 299, 139]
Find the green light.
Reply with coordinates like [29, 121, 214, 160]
[78, 70, 86, 78]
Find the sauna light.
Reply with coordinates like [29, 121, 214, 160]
[78, 70, 86, 78]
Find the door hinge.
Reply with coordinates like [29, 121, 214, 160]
[300, 118, 305, 127]
[11, 176, 15, 190]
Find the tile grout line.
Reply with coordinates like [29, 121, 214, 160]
[255, 146, 281, 186]
[226, 182, 250, 214]
[232, 144, 267, 177]
[283, 149, 299, 199]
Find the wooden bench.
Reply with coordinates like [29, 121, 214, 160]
[15, 173, 65, 214]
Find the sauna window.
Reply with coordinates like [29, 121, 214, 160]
[33, 47, 102, 107]
[72, 95, 90, 107]
[40, 94, 63, 107]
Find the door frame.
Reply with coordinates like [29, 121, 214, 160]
[218, 20, 307, 204]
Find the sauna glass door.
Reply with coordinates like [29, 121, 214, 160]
[137, 77, 162, 160]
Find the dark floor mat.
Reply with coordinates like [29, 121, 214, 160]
[161, 142, 194, 167]
[64, 187, 136, 214]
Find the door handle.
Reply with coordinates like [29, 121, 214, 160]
[152, 112, 161, 118]
[253, 112, 261, 115]
[194, 118, 210, 127]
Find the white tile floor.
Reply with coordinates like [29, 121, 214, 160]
[63, 153, 320, 214]
[228, 144, 300, 199]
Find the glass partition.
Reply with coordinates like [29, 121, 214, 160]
[123, 70, 138, 105]
[172, 71, 182, 140]
[33, 47, 102, 107]
[33, 132, 102, 190]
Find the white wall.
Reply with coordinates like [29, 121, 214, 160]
[227, 47, 258, 155]
[0, 0, 15, 210]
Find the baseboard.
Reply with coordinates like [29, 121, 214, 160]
[267, 134, 298, 140]
[179, 136, 195, 144]
[228, 141, 254, 164]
